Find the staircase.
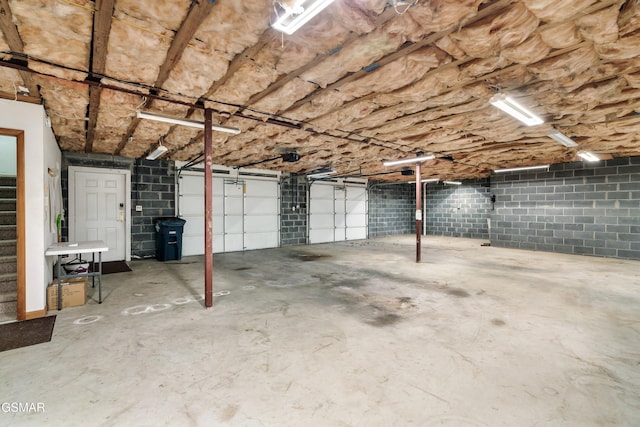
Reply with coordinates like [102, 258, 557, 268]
[0, 176, 17, 322]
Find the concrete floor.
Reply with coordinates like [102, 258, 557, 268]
[1, 235, 639, 426]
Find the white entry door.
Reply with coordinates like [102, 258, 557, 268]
[69, 167, 130, 262]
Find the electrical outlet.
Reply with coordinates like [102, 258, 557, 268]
[135, 205, 143, 212]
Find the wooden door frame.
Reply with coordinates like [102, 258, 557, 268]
[0, 128, 25, 320]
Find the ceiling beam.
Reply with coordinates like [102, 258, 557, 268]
[0, 0, 40, 97]
[85, 0, 115, 153]
[114, 0, 217, 155]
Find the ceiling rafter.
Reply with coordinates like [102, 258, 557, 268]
[0, 0, 39, 97]
[115, 0, 217, 155]
[85, 0, 116, 153]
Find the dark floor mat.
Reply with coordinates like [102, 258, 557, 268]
[0, 316, 56, 352]
[91, 261, 132, 275]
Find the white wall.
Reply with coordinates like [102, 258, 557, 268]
[0, 134, 17, 175]
[0, 99, 61, 314]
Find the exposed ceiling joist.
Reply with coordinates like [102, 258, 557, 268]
[85, 0, 116, 153]
[0, 0, 39, 97]
[115, 0, 217, 155]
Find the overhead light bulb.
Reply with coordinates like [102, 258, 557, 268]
[444, 181, 462, 185]
[490, 93, 543, 126]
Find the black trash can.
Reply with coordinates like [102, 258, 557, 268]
[155, 217, 186, 261]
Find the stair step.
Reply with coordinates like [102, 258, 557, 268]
[0, 256, 16, 274]
[0, 240, 16, 256]
[0, 199, 16, 211]
[0, 273, 17, 294]
[0, 225, 16, 240]
[0, 187, 15, 199]
[0, 300, 17, 317]
[0, 290, 17, 304]
[0, 177, 16, 187]
[0, 211, 16, 226]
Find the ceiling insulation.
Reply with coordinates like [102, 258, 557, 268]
[0, 0, 639, 181]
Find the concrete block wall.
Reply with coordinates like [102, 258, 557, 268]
[425, 179, 491, 239]
[490, 157, 640, 260]
[280, 174, 307, 245]
[368, 183, 415, 237]
[62, 153, 175, 259]
[131, 159, 176, 258]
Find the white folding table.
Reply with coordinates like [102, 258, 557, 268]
[45, 240, 109, 310]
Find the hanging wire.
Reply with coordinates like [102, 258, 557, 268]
[392, 0, 419, 15]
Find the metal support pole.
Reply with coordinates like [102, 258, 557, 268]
[415, 161, 422, 263]
[204, 109, 213, 308]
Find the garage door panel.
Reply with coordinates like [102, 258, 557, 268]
[346, 187, 366, 199]
[225, 214, 243, 234]
[346, 215, 366, 227]
[181, 171, 280, 253]
[245, 216, 278, 233]
[245, 197, 278, 214]
[346, 227, 367, 240]
[245, 180, 277, 196]
[310, 182, 367, 244]
[224, 233, 244, 252]
[309, 229, 333, 244]
[346, 200, 366, 212]
[312, 184, 334, 199]
[310, 213, 334, 229]
[225, 197, 243, 215]
[245, 232, 278, 250]
[181, 195, 203, 215]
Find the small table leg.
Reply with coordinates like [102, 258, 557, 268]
[57, 255, 62, 310]
[98, 251, 102, 304]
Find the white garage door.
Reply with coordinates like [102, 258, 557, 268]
[178, 168, 279, 255]
[309, 179, 367, 244]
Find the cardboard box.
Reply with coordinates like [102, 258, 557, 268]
[47, 277, 87, 309]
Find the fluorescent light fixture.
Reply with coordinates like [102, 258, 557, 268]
[146, 144, 168, 160]
[137, 111, 241, 135]
[383, 154, 435, 167]
[490, 93, 544, 126]
[578, 151, 600, 162]
[308, 169, 336, 179]
[408, 178, 439, 183]
[272, 0, 337, 35]
[548, 129, 578, 147]
[494, 165, 550, 173]
[444, 181, 462, 185]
